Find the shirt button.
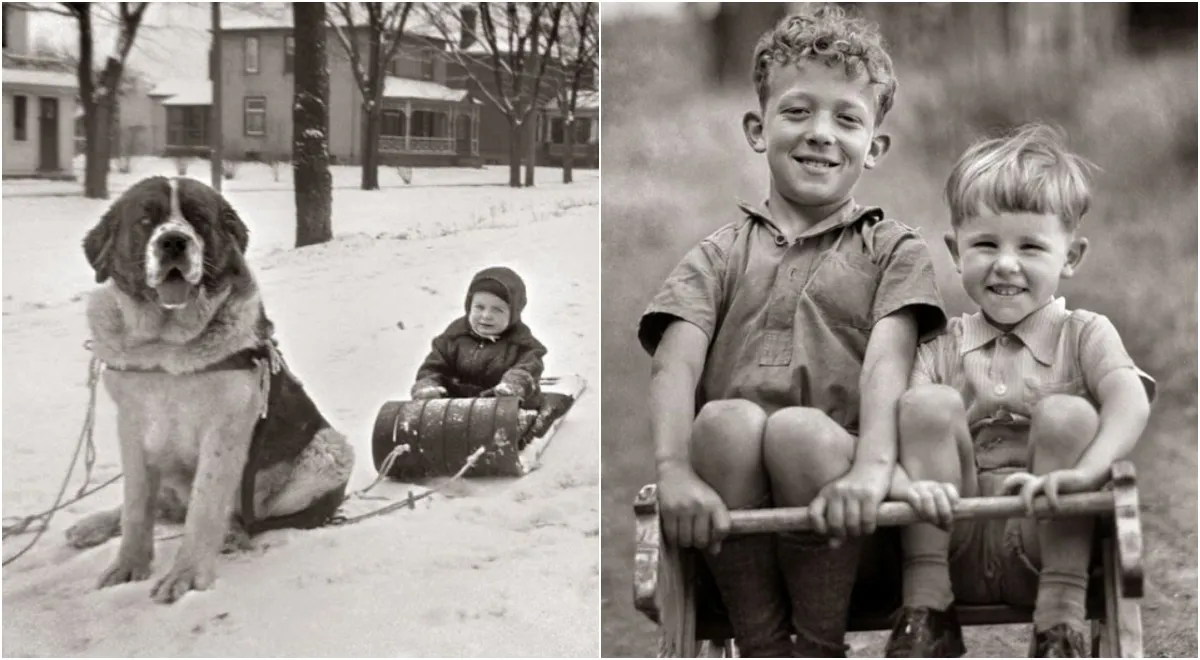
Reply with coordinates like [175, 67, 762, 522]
[998, 335, 1009, 347]
[994, 383, 1008, 396]
[774, 235, 787, 247]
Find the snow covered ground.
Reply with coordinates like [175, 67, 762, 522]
[1, 161, 601, 657]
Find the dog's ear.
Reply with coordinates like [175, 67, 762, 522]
[221, 200, 250, 254]
[83, 208, 118, 284]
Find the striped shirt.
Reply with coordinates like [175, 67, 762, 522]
[912, 297, 1155, 470]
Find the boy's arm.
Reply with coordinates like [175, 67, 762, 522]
[412, 336, 454, 394]
[495, 339, 548, 400]
[651, 319, 732, 551]
[1072, 368, 1151, 482]
[811, 308, 918, 537]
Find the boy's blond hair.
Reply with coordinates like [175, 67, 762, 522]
[945, 123, 1097, 230]
[752, 4, 897, 125]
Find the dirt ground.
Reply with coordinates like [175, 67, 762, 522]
[599, 15, 1198, 658]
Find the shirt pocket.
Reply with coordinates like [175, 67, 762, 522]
[1024, 375, 1086, 400]
[804, 252, 880, 331]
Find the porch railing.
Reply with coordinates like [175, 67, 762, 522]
[380, 135, 457, 154]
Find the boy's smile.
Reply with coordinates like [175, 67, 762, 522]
[744, 61, 889, 228]
[947, 211, 1088, 329]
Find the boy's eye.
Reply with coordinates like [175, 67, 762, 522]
[783, 107, 810, 117]
[972, 240, 997, 249]
[1021, 243, 1046, 252]
[838, 114, 862, 125]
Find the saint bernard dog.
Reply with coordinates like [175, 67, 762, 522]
[66, 176, 354, 604]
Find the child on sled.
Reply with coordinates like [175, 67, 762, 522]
[411, 266, 568, 443]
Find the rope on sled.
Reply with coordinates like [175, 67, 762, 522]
[2, 352, 117, 566]
[329, 444, 490, 527]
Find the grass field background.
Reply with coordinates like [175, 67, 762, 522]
[600, 13, 1197, 657]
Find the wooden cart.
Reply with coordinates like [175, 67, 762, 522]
[633, 461, 1145, 657]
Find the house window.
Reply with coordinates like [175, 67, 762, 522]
[410, 110, 446, 138]
[381, 109, 405, 136]
[245, 36, 260, 74]
[284, 36, 294, 75]
[420, 49, 435, 81]
[3, 6, 10, 50]
[167, 106, 209, 146]
[13, 94, 26, 141]
[576, 117, 593, 144]
[244, 97, 266, 136]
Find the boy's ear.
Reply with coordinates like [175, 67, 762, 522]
[863, 134, 891, 170]
[943, 231, 962, 273]
[1061, 236, 1089, 279]
[742, 110, 766, 153]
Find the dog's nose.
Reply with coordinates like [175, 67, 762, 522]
[157, 232, 190, 258]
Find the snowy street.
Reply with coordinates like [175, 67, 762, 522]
[2, 161, 600, 657]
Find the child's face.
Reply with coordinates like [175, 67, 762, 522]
[947, 211, 1088, 328]
[744, 61, 889, 211]
[468, 291, 511, 337]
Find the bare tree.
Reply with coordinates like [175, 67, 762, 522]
[210, 2, 223, 192]
[293, 2, 332, 247]
[427, 2, 564, 188]
[550, 2, 596, 184]
[327, 2, 414, 191]
[63, 2, 149, 199]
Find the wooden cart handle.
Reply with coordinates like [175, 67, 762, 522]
[729, 490, 1116, 535]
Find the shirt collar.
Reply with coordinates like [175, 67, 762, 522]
[737, 198, 882, 243]
[959, 297, 1069, 365]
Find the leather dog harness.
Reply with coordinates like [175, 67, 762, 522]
[101, 342, 330, 533]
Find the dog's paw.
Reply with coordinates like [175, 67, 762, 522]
[97, 556, 152, 589]
[150, 562, 215, 604]
[221, 526, 254, 554]
[67, 514, 122, 549]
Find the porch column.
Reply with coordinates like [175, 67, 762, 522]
[404, 100, 411, 151]
[473, 105, 479, 156]
[450, 107, 456, 141]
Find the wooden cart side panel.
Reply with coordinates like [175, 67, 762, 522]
[1110, 461, 1145, 599]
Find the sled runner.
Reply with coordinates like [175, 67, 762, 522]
[632, 461, 1145, 658]
[371, 374, 588, 479]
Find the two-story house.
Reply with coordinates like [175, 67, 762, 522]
[2, 4, 78, 178]
[214, 13, 482, 167]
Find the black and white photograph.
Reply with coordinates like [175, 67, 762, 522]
[601, 3, 1196, 658]
[2, 2, 600, 656]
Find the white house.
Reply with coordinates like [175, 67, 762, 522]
[3, 4, 78, 178]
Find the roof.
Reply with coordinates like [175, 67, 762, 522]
[2, 67, 78, 89]
[148, 78, 206, 98]
[383, 76, 475, 103]
[219, 5, 444, 41]
[543, 89, 598, 112]
[160, 85, 212, 106]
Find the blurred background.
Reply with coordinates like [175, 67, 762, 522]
[600, 2, 1197, 657]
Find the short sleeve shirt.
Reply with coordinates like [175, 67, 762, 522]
[912, 297, 1156, 468]
[639, 199, 947, 432]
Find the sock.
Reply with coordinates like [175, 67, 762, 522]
[777, 532, 862, 657]
[901, 522, 954, 611]
[703, 533, 794, 658]
[1033, 568, 1089, 630]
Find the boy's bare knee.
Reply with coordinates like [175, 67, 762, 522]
[1032, 394, 1098, 456]
[692, 399, 768, 467]
[762, 407, 853, 482]
[899, 385, 965, 434]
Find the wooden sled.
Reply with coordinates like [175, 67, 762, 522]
[371, 374, 587, 479]
[633, 461, 1145, 658]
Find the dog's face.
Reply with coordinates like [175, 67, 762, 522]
[83, 177, 251, 309]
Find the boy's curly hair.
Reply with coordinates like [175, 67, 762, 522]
[945, 123, 1097, 230]
[752, 4, 897, 125]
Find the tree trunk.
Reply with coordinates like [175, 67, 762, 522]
[507, 119, 522, 188]
[524, 113, 537, 187]
[361, 28, 383, 191]
[84, 100, 113, 198]
[564, 122, 576, 184]
[292, 2, 332, 248]
[360, 99, 381, 190]
[210, 2, 223, 191]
